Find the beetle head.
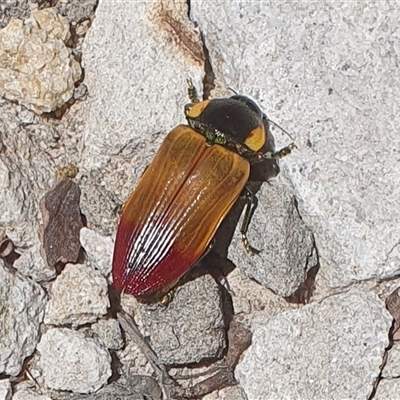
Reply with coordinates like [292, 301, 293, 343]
[185, 96, 268, 153]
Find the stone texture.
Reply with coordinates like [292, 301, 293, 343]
[80, 227, 114, 277]
[91, 319, 124, 350]
[36, 328, 112, 394]
[190, 1, 400, 290]
[203, 385, 248, 400]
[0, 8, 81, 114]
[56, 0, 98, 24]
[117, 341, 154, 379]
[374, 378, 400, 400]
[227, 268, 291, 321]
[12, 390, 52, 400]
[1, 1, 398, 398]
[122, 274, 225, 365]
[229, 175, 315, 297]
[382, 342, 400, 378]
[44, 263, 109, 327]
[0, 84, 82, 252]
[0, 260, 47, 376]
[61, 379, 151, 400]
[13, 242, 56, 282]
[0, 380, 11, 400]
[0, 0, 30, 29]
[235, 290, 392, 399]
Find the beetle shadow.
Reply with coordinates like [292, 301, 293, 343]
[181, 158, 278, 319]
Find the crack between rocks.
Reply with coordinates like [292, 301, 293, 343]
[186, 0, 215, 100]
[285, 196, 321, 304]
[386, 239, 400, 260]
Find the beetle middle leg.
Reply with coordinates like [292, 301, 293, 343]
[241, 187, 260, 255]
[160, 288, 177, 306]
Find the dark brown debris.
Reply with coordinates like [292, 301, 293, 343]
[386, 286, 400, 340]
[0, 227, 14, 258]
[39, 178, 83, 267]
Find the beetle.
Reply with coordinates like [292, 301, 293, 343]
[112, 81, 294, 302]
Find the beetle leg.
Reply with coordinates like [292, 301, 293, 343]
[241, 188, 260, 255]
[160, 288, 177, 306]
[260, 142, 296, 160]
[187, 79, 200, 103]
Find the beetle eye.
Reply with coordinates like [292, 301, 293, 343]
[230, 95, 263, 119]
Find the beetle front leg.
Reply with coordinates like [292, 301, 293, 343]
[187, 79, 200, 103]
[258, 142, 296, 161]
[241, 188, 260, 255]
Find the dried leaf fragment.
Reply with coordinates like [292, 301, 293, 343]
[39, 178, 83, 267]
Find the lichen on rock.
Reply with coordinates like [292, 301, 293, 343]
[0, 8, 81, 114]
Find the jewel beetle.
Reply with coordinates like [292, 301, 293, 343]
[112, 81, 294, 302]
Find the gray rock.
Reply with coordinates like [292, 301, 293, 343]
[382, 342, 400, 378]
[374, 378, 400, 400]
[13, 243, 56, 282]
[63, 376, 158, 400]
[190, 1, 400, 289]
[80, 228, 114, 277]
[203, 385, 248, 400]
[0, 0, 30, 29]
[81, 0, 203, 159]
[229, 175, 315, 297]
[125, 274, 225, 365]
[0, 379, 11, 400]
[44, 264, 110, 327]
[226, 268, 289, 321]
[0, 99, 68, 249]
[91, 319, 124, 350]
[12, 389, 52, 400]
[235, 290, 392, 399]
[0, 261, 46, 376]
[36, 328, 112, 394]
[56, 0, 98, 24]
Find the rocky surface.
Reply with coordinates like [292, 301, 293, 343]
[0, 380, 11, 400]
[0, 8, 81, 114]
[190, 1, 400, 291]
[0, 0, 398, 399]
[12, 390, 52, 400]
[91, 318, 124, 351]
[36, 328, 112, 394]
[44, 263, 109, 326]
[121, 274, 226, 365]
[230, 174, 316, 298]
[235, 290, 392, 399]
[0, 260, 46, 376]
[374, 378, 400, 400]
[382, 342, 400, 379]
[13, 242, 56, 282]
[80, 227, 114, 277]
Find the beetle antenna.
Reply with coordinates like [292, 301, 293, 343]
[268, 118, 295, 142]
[227, 87, 239, 95]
